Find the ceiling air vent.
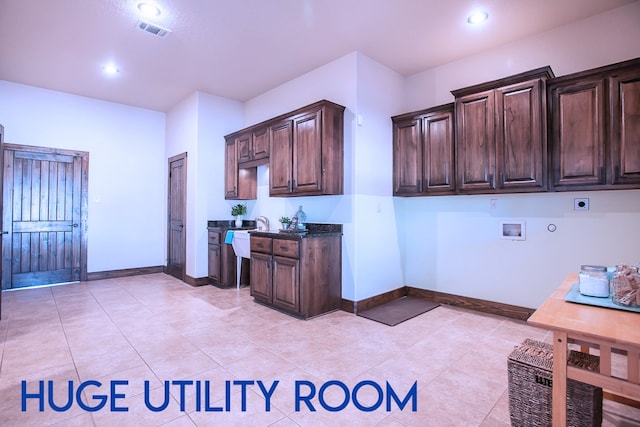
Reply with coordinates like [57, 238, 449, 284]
[136, 20, 171, 38]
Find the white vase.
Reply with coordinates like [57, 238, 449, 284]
[235, 216, 243, 228]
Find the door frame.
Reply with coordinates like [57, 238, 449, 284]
[167, 152, 187, 281]
[1, 143, 89, 289]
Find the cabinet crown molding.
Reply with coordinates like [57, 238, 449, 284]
[451, 66, 555, 98]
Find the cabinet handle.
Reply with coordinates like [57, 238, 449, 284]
[287, 180, 291, 192]
[489, 173, 495, 188]
[279, 245, 288, 252]
[614, 166, 620, 180]
[293, 179, 297, 190]
[500, 172, 504, 186]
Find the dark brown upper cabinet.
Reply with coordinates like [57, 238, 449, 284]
[225, 100, 345, 199]
[237, 128, 269, 167]
[452, 67, 554, 194]
[392, 104, 455, 196]
[548, 58, 640, 191]
[610, 65, 640, 186]
[225, 138, 256, 200]
[270, 102, 344, 197]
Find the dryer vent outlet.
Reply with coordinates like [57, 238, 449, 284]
[136, 20, 171, 38]
[574, 198, 589, 211]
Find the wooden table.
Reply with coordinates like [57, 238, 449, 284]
[528, 274, 640, 426]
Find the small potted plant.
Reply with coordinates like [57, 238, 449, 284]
[279, 216, 291, 230]
[231, 203, 247, 228]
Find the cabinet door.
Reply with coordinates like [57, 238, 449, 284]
[610, 69, 640, 185]
[220, 238, 237, 288]
[424, 110, 455, 193]
[250, 252, 272, 302]
[272, 255, 300, 313]
[252, 128, 270, 161]
[392, 118, 422, 195]
[292, 110, 322, 194]
[496, 79, 545, 190]
[269, 120, 293, 195]
[224, 139, 239, 199]
[549, 78, 606, 188]
[236, 133, 252, 164]
[455, 90, 496, 192]
[208, 244, 221, 283]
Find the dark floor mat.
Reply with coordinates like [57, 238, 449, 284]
[357, 296, 440, 326]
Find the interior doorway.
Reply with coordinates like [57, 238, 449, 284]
[166, 153, 186, 281]
[1, 144, 88, 290]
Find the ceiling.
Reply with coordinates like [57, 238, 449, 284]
[0, 0, 636, 112]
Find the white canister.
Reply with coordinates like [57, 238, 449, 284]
[579, 265, 609, 297]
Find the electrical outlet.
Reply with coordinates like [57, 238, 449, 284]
[574, 198, 589, 211]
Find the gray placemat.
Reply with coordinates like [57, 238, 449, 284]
[564, 282, 640, 313]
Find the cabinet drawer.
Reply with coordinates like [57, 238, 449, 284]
[208, 232, 221, 245]
[273, 239, 299, 258]
[250, 236, 272, 253]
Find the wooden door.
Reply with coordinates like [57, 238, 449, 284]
[252, 128, 270, 161]
[236, 132, 252, 164]
[424, 110, 455, 193]
[272, 255, 299, 313]
[208, 243, 220, 284]
[167, 153, 186, 281]
[610, 68, 640, 185]
[455, 90, 496, 192]
[292, 110, 322, 194]
[224, 139, 238, 199]
[269, 120, 293, 196]
[495, 79, 545, 190]
[392, 118, 422, 195]
[549, 78, 606, 188]
[2, 144, 88, 289]
[250, 251, 272, 302]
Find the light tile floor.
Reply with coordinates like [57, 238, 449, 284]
[0, 273, 638, 426]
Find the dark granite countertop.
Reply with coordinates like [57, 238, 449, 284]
[249, 223, 342, 240]
[207, 220, 342, 239]
[207, 220, 256, 230]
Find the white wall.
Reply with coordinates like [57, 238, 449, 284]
[403, 1, 640, 112]
[351, 54, 405, 300]
[197, 93, 244, 278]
[0, 80, 166, 273]
[234, 52, 408, 302]
[243, 53, 360, 301]
[165, 92, 244, 279]
[400, 1, 640, 308]
[165, 93, 198, 276]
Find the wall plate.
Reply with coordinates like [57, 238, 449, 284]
[574, 198, 589, 210]
[500, 220, 525, 240]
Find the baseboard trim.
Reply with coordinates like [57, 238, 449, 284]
[407, 287, 535, 321]
[341, 286, 534, 321]
[184, 275, 209, 287]
[340, 299, 355, 313]
[86, 266, 165, 281]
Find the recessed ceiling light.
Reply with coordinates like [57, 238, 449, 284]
[137, 2, 161, 17]
[467, 10, 488, 25]
[102, 64, 119, 75]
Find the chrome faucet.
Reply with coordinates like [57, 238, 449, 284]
[256, 216, 269, 231]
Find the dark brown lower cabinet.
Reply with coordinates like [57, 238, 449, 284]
[207, 228, 238, 288]
[250, 233, 341, 319]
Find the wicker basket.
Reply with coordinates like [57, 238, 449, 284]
[507, 338, 602, 427]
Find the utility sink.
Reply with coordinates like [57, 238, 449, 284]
[231, 229, 253, 259]
[230, 229, 254, 290]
